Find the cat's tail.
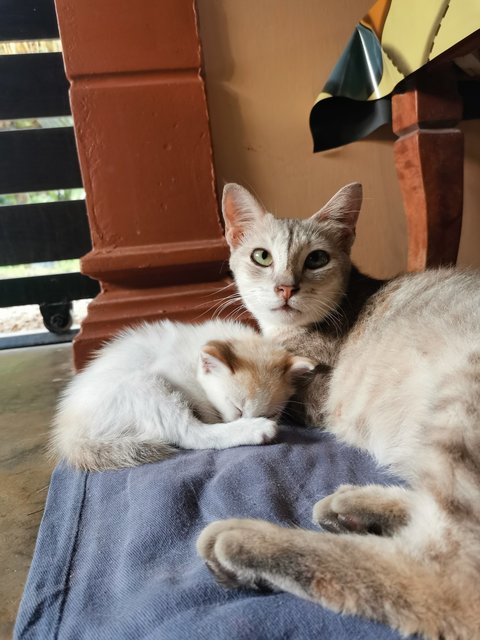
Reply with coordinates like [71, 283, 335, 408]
[50, 433, 177, 471]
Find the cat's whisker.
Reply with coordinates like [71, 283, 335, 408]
[212, 296, 240, 316]
[323, 309, 343, 337]
[190, 283, 242, 319]
[203, 281, 237, 298]
[201, 292, 243, 308]
[210, 296, 240, 311]
[192, 308, 214, 321]
[301, 295, 345, 336]
[285, 399, 311, 407]
[211, 297, 246, 321]
[223, 306, 249, 323]
[189, 293, 239, 313]
[192, 300, 236, 321]
[190, 291, 246, 322]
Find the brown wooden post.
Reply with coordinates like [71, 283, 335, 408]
[392, 65, 464, 272]
[54, 0, 230, 369]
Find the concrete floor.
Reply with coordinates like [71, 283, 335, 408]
[0, 343, 73, 639]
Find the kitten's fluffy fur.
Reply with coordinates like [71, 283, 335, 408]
[197, 184, 480, 639]
[52, 319, 314, 471]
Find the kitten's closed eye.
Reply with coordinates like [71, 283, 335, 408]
[233, 405, 243, 417]
[304, 250, 330, 270]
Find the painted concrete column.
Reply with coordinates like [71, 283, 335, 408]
[54, 0, 229, 368]
[392, 65, 463, 272]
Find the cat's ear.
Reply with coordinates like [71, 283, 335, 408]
[200, 340, 237, 374]
[310, 182, 362, 247]
[286, 356, 316, 380]
[222, 183, 266, 248]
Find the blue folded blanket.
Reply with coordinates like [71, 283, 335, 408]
[15, 426, 410, 639]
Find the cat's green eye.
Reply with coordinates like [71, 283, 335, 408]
[304, 250, 329, 270]
[251, 248, 273, 267]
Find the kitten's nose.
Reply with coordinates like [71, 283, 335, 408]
[275, 284, 299, 301]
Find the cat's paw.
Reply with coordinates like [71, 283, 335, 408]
[243, 417, 278, 444]
[197, 519, 274, 590]
[212, 417, 278, 450]
[312, 484, 409, 536]
[312, 485, 362, 534]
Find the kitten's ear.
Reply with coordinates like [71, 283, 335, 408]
[200, 340, 237, 374]
[286, 356, 316, 380]
[222, 183, 266, 248]
[310, 182, 362, 247]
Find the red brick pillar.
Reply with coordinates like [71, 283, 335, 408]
[54, 0, 229, 369]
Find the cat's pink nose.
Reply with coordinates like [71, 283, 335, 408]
[275, 285, 299, 301]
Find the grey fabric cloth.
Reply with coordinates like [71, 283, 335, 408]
[15, 426, 411, 639]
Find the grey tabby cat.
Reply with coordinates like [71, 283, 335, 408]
[197, 183, 480, 639]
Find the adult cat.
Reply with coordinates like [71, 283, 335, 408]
[51, 319, 314, 470]
[221, 182, 384, 424]
[197, 184, 480, 639]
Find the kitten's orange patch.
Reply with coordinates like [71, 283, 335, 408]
[231, 345, 299, 401]
[203, 340, 239, 372]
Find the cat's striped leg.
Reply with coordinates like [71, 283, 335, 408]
[197, 519, 466, 640]
[312, 484, 412, 536]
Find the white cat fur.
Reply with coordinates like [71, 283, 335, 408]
[52, 319, 314, 470]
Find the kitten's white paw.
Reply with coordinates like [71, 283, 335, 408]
[240, 417, 278, 444]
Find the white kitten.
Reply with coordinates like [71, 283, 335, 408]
[51, 319, 314, 470]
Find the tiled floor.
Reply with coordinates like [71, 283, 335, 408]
[0, 344, 73, 639]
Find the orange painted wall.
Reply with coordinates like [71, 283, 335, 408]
[197, 0, 480, 278]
